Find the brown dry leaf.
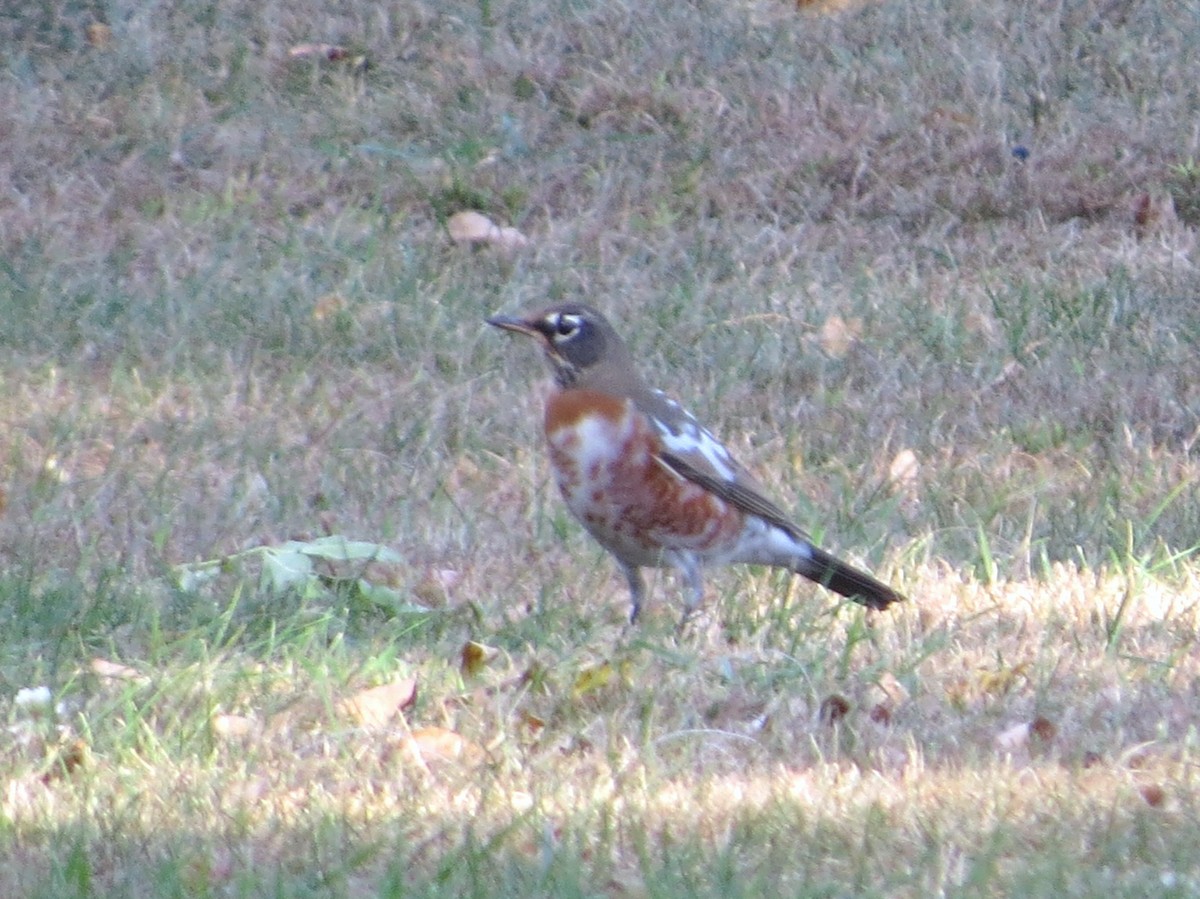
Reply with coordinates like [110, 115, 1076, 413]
[888, 448, 921, 519]
[405, 726, 483, 764]
[1131, 192, 1175, 239]
[460, 641, 496, 678]
[211, 714, 259, 740]
[921, 105, 977, 129]
[817, 315, 862, 359]
[288, 43, 350, 62]
[888, 449, 919, 490]
[447, 210, 496, 242]
[446, 210, 530, 251]
[90, 657, 145, 682]
[415, 568, 461, 607]
[819, 694, 851, 725]
[1139, 784, 1167, 808]
[42, 739, 90, 784]
[311, 293, 348, 322]
[517, 710, 546, 734]
[86, 23, 113, 49]
[338, 677, 418, 729]
[1030, 715, 1057, 743]
[1133, 192, 1154, 235]
[796, 0, 869, 13]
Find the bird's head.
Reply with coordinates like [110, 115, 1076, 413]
[487, 303, 622, 388]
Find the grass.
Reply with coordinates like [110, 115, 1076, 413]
[2, 0, 1200, 894]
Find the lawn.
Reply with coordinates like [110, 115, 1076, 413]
[1, 0, 1199, 895]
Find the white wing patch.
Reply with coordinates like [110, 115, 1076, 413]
[650, 391, 738, 482]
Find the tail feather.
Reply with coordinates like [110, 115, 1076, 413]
[794, 545, 905, 610]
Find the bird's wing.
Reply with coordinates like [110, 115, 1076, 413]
[636, 389, 809, 540]
[637, 389, 905, 609]
[655, 448, 807, 540]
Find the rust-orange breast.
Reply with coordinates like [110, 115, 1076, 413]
[542, 388, 744, 564]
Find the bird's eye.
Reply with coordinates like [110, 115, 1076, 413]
[550, 313, 582, 340]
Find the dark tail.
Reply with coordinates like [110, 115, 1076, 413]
[794, 545, 905, 610]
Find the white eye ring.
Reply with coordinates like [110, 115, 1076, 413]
[550, 313, 583, 340]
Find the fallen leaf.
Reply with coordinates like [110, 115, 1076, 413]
[460, 641, 496, 678]
[447, 210, 495, 242]
[817, 315, 862, 359]
[406, 726, 482, 764]
[921, 105, 977, 129]
[211, 714, 259, 740]
[819, 694, 851, 725]
[90, 657, 145, 682]
[1140, 784, 1166, 808]
[447, 210, 529, 251]
[572, 662, 615, 698]
[42, 739, 89, 783]
[86, 23, 113, 49]
[312, 292, 348, 322]
[1132, 192, 1175, 240]
[288, 535, 403, 564]
[1133, 192, 1153, 232]
[1030, 715, 1057, 743]
[288, 43, 350, 62]
[414, 568, 462, 607]
[888, 449, 919, 491]
[338, 677, 418, 728]
[518, 710, 546, 734]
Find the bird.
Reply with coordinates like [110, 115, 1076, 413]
[487, 302, 905, 625]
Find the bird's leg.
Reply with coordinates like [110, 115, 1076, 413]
[620, 562, 647, 624]
[673, 553, 706, 632]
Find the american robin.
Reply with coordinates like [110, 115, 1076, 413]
[488, 303, 905, 624]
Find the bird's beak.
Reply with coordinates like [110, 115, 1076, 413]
[486, 313, 539, 337]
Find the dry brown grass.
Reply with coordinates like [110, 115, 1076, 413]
[0, 0, 1198, 894]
